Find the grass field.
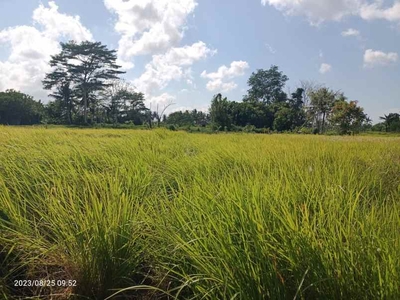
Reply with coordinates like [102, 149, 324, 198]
[0, 127, 399, 299]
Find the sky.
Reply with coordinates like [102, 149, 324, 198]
[1, 0, 400, 122]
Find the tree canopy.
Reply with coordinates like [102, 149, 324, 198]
[43, 41, 125, 124]
[245, 66, 289, 104]
[0, 90, 44, 125]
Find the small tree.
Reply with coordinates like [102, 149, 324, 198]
[152, 101, 175, 127]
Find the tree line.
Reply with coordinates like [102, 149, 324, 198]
[0, 39, 398, 134]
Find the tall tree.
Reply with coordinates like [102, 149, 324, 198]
[210, 93, 233, 130]
[245, 66, 289, 104]
[43, 54, 75, 124]
[43, 41, 125, 124]
[309, 87, 337, 133]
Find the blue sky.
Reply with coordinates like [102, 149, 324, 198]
[1, 0, 400, 122]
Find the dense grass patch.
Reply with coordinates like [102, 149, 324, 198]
[0, 127, 399, 299]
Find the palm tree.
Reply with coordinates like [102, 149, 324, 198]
[380, 113, 400, 132]
[380, 114, 390, 132]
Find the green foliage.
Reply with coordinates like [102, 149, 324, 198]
[165, 109, 209, 127]
[0, 90, 44, 125]
[379, 113, 400, 132]
[101, 80, 148, 126]
[168, 124, 177, 131]
[308, 87, 337, 133]
[329, 100, 369, 135]
[210, 93, 233, 130]
[246, 65, 289, 104]
[208, 80, 306, 132]
[43, 41, 125, 124]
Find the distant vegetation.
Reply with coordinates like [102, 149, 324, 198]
[1, 39, 398, 135]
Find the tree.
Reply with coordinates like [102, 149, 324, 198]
[0, 90, 44, 125]
[210, 94, 233, 130]
[166, 109, 210, 127]
[152, 101, 175, 127]
[329, 100, 369, 135]
[43, 57, 75, 124]
[379, 113, 400, 132]
[100, 80, 148, 125]
[300, 80, 322, 108]
[245, 66, 289, 104]
[43, 41, 125, 124]
[289, 88, 305, 109]
[309, 87, 337, 133]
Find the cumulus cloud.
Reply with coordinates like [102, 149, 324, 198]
[341, 28, 360, 36]
[104, 0, 197, 68]
[0, 1, 93, 100]
[205, 80, 238, 93]
[360, 2, 400, 22]
[319, 63, 332, 74]
[148, 92, 176, 107]
[133, 41, 215, 97]
[363, 49, 398, 67]
[201, 61, 249, 92]
[33, 1, 93, 41]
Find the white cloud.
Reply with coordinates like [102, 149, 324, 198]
[363, 49, 398, 68]
[133, 41, 215, 97]
[0, 1, 93, 100]
[341, 28, 360, 36]
[104, 0, 197, 68]
[201, 60, 249, 92]
[262, 0, 400, 26]
[33, 1, 93, 41]
[319, 63, 332, 74]
[148, 92, 176, 107]
[261, 0, 362, 25]
[205, 80, 238, 93]
[360, 2, 400, 22]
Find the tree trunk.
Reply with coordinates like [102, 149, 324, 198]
[67, 97, 72, 125]
[83, 88, 88, 124]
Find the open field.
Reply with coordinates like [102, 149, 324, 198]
[1, 127, 399, 299]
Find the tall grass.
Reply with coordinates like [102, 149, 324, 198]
[0, 127, 399, 299]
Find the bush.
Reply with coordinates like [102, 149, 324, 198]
[168, 124, 177, 131]
[243, 124, 256, 133]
